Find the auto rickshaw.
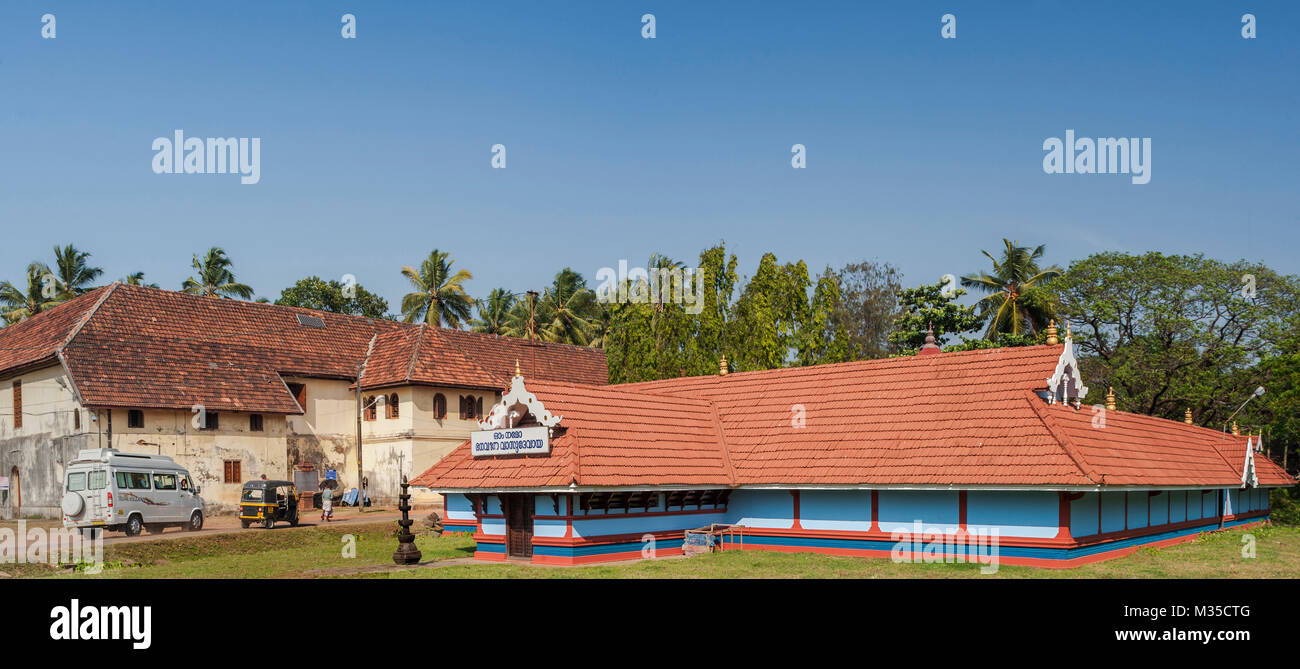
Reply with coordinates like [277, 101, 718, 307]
[239, 480, 300, 529]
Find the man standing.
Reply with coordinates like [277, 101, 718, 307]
[320, 485, 334, 522]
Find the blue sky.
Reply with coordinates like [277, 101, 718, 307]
[1, 1, 1296, 311]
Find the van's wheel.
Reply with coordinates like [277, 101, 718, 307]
[124, 515, 143, 537]
[262, 517, 275, 529]
[240, 519, 251, 529]
[186, 511, 204, 531]
[145, 524, 165, 535]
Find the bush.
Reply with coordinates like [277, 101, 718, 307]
[1269, 487, 1300, 526]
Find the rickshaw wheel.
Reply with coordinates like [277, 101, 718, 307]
[240, 519, 251, 529]
[289, 514, 299, 527]
[262, 516, 275, 529]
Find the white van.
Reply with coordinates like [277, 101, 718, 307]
[62, 449, 206, 537]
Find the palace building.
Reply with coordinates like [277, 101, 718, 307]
[0, 283, 606, 517]
[412, 335, 1294, 567]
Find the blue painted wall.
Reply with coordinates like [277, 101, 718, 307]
[967, 491, 1059, 538]
[1169, 490, 1186, 523]
[878, 490, 959, 534]
[1149, 492, 1168, 526]
[1070, 492, 1099, 537]
[1100, 491, 1126, 533]
[1126, 491, 1148, 529]
[800, 490, 871, 532]
[728, 490, 795, 530]
[571, 511, 728, 538]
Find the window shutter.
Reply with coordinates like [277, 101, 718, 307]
[12, 381, 21, 429]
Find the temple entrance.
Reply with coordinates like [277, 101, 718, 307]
[503, 494, 534, 558]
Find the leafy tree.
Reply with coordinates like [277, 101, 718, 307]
[961, 239, 1061, 338]
[471, 288, 517, 335]
[796, 272, 854, 365]
[830, 260, 903, 359]
[275, 276, 389, 318]
[887, 281, 983, 355]
[1044, 252, 1300, 427]
[0, 264, 61, 324]
[182, 247, 254, 299]
[400, 249, 474, 327]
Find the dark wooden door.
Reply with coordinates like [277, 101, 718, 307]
[505, 494, 534, 558]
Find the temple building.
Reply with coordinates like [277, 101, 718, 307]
[0, 283, 606, 516]
[412, 335, 1293, 567]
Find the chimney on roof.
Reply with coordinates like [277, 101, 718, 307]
[1231, 420, 1240, 436]
[1184, 408, 1193, 424]
[917, 323, 941, 356]
[718, 355, 728, 375]
[1105, 387, 1116, 411]
[1045, 320, 1059, 346]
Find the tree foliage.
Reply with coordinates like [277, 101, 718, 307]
[275, 276, 390, 318]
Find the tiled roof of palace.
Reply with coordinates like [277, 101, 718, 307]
[0, 283, 607, 413]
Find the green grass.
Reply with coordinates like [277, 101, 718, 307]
[19, 521, 1298, 579]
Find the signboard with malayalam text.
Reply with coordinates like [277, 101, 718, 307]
[471, 426, 550, 457]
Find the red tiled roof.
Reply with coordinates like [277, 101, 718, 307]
[411, 380, 733, 489]
[0, 283, 607, 413]
[414, 345, 1297, 490]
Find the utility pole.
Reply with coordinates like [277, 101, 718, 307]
[355, 362, 364, 514]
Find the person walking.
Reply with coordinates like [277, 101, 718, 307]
[320, 485, 334, 522]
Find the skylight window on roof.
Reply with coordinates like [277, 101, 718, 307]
[296, 314, 326, 328]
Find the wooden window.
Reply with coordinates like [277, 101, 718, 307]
[433, 393, 447, 419]
[476, 396, 483, 418]
[287, 383, 306, 410]
[73, 409, 80, 430]
[199, 411, 219, 430]
[387, 393, 399, 419]
[365, 396, 377, 421]
[12, 380, 20, 429]
[250, 414, 264, 431]
[460, 395, 477, 420]
[128, 410, 144, 428]
[223, 460, 241, 483]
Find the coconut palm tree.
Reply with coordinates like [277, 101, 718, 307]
[0, 263, 62, 324]
[471, 288, 517, 335]
[400, 249, 474, 327]
[182, 247, 254, 299]
[535, 268, 597, 346]
[123, 272, 160, 288]
[960, 239, 1062, 338]
[49, 244, 103, 298]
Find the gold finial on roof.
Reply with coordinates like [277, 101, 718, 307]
[719, 355, 729, 376]
[515, 359, 521, 376]
[1045, 319, 1059, 346]
[1105, 387, 1116, 411]
[1231, 420, 1240, 436]
[1184, 408, 1193, 424]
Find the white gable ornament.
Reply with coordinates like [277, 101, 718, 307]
[478, 373, 562, 431]
[1045, 333, 1089, 405]
[1242, 436, 1258, 488]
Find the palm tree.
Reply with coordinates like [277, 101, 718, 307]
[960, 239, 1062, 338]
[535, 268, 597, 346]
[123, 272, 160, 288]
[0, 263, 62, 324]
[49, 244, 103, 298]
[471, 288, 516, 335]
[400, 249, 474, 327]
[182, 247, 254, 299]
